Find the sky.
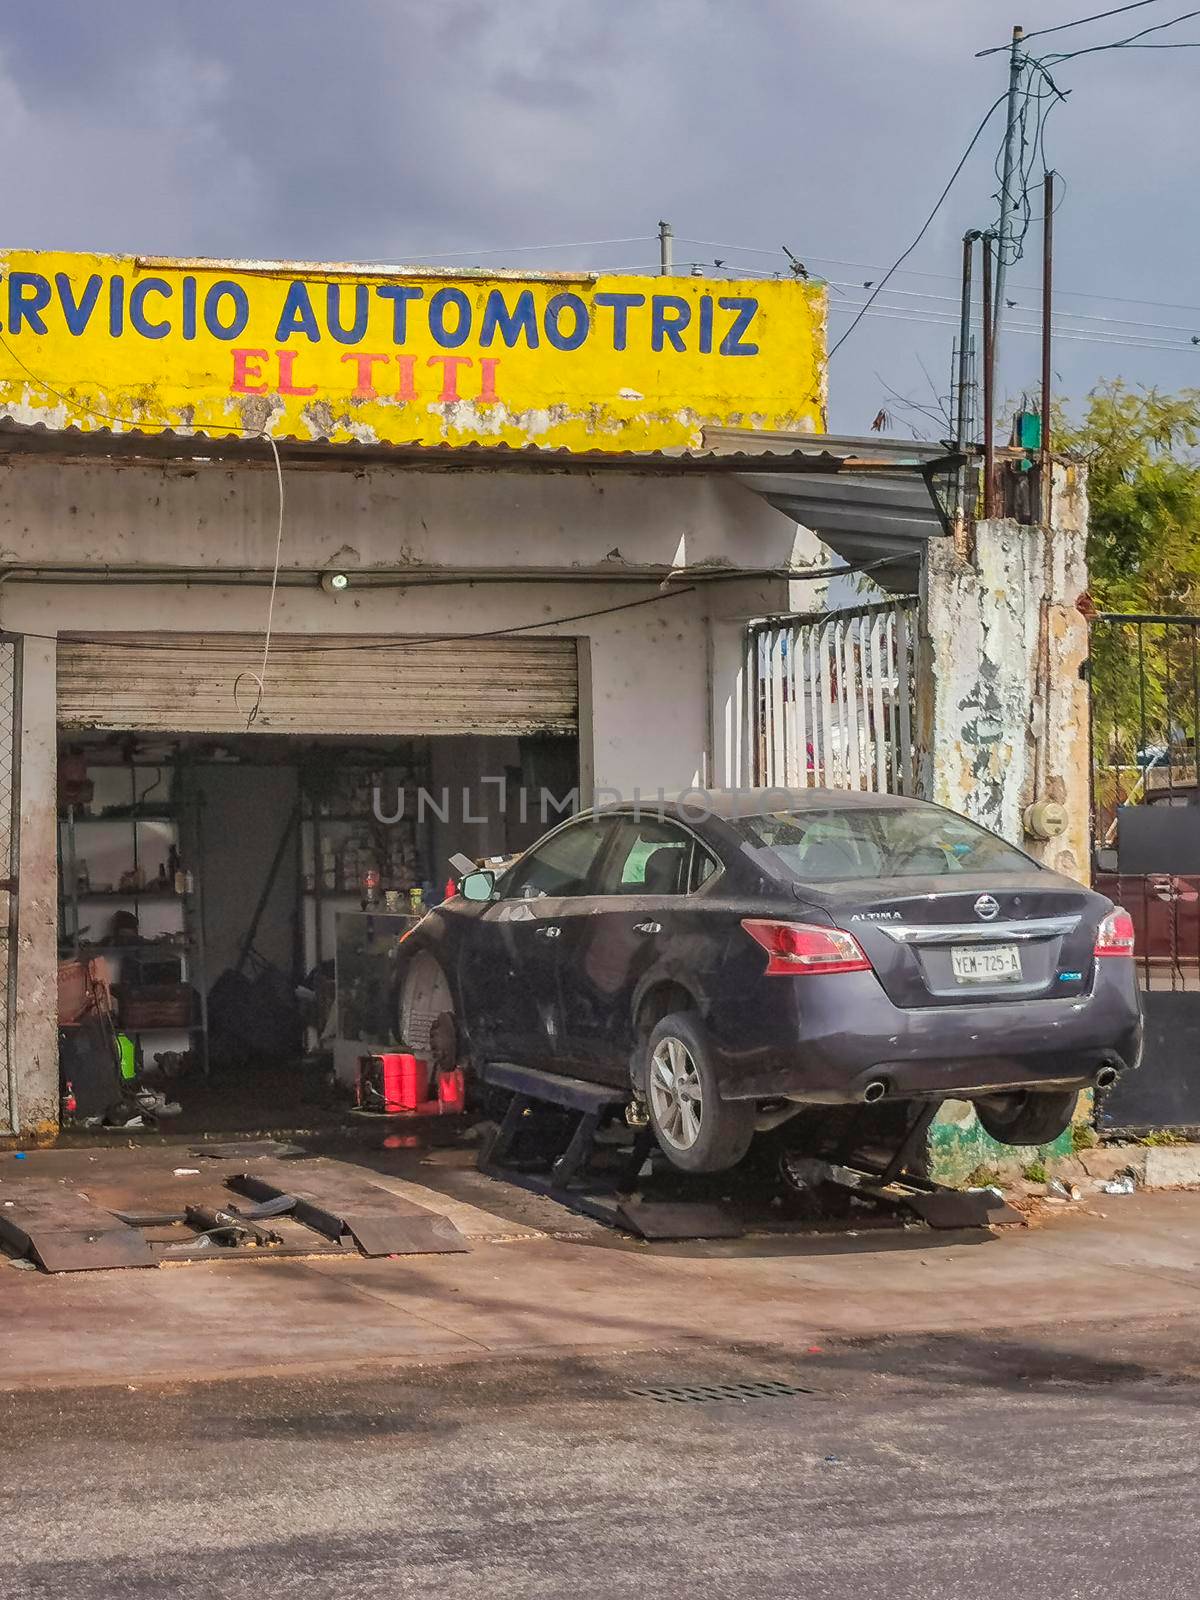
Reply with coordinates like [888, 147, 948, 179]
[0, 0, 1195, 435]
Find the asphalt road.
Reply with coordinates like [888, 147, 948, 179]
[3, 1321, 1198, 1600]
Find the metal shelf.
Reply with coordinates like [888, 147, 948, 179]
[119, 1022, 201, 1034]
[58, 809, 179, 823]
[61, 890, 191, 902]
[61, 942, 193, 958]
[59, 780, 210, 1074]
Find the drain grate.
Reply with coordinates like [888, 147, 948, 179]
[629, 1380, 815, 1404]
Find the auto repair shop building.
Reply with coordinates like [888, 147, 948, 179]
[0, 247, 913, 1138]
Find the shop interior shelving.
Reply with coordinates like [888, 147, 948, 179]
[57, 761, 210, 1073]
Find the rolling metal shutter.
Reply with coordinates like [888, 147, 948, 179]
[57, 632, 579, 736]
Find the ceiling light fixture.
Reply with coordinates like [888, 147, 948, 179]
[320, 570, 350, 594]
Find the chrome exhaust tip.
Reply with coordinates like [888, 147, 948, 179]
[1094, 1064, 1120, 1091]
[862, 1079, 889, 1104]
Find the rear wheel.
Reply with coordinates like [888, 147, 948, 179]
[974, 1089, 1077, 1147]
[645, 1012, 755, 1174]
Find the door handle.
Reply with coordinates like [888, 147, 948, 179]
[634, 921, 662, 935]
[536, 925, 562, 939]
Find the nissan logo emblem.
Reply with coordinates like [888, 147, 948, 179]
[974, 893, 1000, 921]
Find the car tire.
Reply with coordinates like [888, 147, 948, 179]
[397, 951, 455, 1059]
[973, 1089, 1077, 1147]
[644, 1012, 755, 1174]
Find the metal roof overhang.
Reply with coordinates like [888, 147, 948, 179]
[701, 428, 963, 595]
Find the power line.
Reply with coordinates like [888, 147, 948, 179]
[1043, 5, 1200, 58]
[387, 236, 656, 262]
[827, 91, 1009, 360]
[827, 298, 1198, 353]
[978, 0, 1171, 53]
[826, 279, 1200, 337]
[675, 238, 1200, 317]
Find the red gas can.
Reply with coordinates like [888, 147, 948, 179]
[360, 1052, 428, 1113]
[438, 1067, 465, 1114]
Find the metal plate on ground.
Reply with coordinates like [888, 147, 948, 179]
[228, 1163, 469, 1256]
[895, 1187, 1022, 1229]
[190, 1141, 306, 1160]
[614, 1199, 745, 1240]
[0, 1183, 156, 1272]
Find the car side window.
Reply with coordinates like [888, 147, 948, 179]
[499, 818, 613, 900]
[599, 819, 716, 897]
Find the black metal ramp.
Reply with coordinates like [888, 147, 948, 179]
[477, 1061, 743, 1240]
[0, 1182, 156, 1272]
[227, 1162, 469, 1257]
[478, 1064, 1018, 1238]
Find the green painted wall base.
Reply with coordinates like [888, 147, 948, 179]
[926, 1096, 1087, 1186]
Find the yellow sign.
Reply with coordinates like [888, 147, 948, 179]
[0, 250, 825, 453]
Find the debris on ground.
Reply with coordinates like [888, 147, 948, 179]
[1047, 1178, 1082, 1202]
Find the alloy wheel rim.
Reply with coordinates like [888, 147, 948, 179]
[649, 1036, 703, 1151]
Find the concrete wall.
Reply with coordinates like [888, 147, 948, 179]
[917, 460, 1094, 1179]
[0, 454, 819, 580]
[917, 462, 1090, 878]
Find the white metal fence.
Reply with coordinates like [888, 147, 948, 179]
[751, 601, 917, 795]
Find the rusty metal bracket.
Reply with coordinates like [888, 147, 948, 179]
[227, 1163, 468, 1257]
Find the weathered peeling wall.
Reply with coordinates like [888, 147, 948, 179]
[0, 455, 821, 580]
[917, 461, 1090, 877]
[10, 636, 59, 1138]
[918, 461, 1093, 1179]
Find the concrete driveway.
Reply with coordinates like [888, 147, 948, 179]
[3, 1142, 1199, 1391]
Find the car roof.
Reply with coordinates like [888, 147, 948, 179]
[590, 788, 933, 821]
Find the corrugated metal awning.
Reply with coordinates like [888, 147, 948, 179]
[702, 428, 963, 596]
[57, 633, 579, 737]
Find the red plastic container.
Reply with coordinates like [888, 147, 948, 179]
[438, 1067, 465, 1114]
[362, 1052, 428, 1113]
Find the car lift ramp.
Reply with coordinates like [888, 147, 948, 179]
[477, 1061, 743, 1239]
[0, 1183, 156, 1272]
[2, 1164, 469, 1271]
[477, 1063, 1022, 1238]
[782, 1100, 1023, 1230]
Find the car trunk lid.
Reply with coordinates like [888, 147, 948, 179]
[795, 874, 1098, 1007]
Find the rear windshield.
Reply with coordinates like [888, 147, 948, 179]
[730, 807, 1033, 881]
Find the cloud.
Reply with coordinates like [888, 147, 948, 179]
[0, 0, 1194, 428]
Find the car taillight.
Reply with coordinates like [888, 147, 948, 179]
[1095, 907, 1136, 957]
[741, 918, 872, 976]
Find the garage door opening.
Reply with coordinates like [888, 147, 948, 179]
[56, 629, 579, 1134]
[56, 720, 578, 1136]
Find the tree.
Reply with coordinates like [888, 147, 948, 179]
[1058, 381, 1200, 612]
[1062, 384, 1200, 815]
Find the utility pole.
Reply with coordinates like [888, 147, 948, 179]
[991, 25, 1026, 355]
[955, 230, 981, 527]
[982, 233, 996, 520]
[1040, 168, 1055, 523]
[658, 220, 673, 276]
[954, 231, 980, 451]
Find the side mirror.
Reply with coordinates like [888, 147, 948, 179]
[459, 869, 496, 903]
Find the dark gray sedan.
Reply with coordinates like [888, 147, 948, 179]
[399, 789, 1143, 1174]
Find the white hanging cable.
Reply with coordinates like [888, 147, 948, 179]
[232, 435, 286, 728]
